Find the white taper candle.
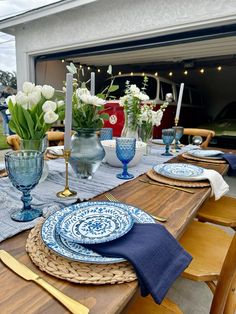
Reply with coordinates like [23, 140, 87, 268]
[90, 72, 95, 96]
[64, 73, 73, 151]
[175, 83, 184, 121]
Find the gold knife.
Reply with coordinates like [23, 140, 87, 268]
[0, 250, 89, 314]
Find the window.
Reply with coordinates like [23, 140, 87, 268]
[102, 75, 158, 100]
[160, 81, 173, 101]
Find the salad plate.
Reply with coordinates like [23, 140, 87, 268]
[57, 201, 134, 244]
[187, 149, 224, 159]
[41, 202, 155, 264]
[154, 163, 205, 181]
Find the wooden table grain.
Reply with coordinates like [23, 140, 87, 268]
[0, 154, 230, 314]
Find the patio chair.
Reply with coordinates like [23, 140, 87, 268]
[183, 128, 215, 148]
[128, 220, 236, 314]
[197, 195, 236, 230]
[6, 131, 65, 150]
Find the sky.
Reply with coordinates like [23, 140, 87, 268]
[0, 0, 60, 73]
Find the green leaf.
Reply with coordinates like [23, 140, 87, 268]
[100, 113, 109, 120]
[108, 85, 119, 92]
[22, 108, 35, 138]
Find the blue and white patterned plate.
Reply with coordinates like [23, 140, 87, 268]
[41, 202, 155, 264]
[187, 149, 224, 159]
[57, 202, 134, 244]
[154, 163, 205, 181]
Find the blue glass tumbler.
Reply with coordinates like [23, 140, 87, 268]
[5, 150, 44, 222]
[100, 128, 113, 141]
[173, 126, 184, 151]
[116, 138, 136, 180]
[161, 129, 175, 156]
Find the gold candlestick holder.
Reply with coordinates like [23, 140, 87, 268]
[57, 150, 77, 198]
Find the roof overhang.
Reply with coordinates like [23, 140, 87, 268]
[0, 0, 96, 35]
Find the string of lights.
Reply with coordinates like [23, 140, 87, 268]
[61, 59, 224, 76]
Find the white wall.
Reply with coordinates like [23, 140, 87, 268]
[13, 0, 236, 88]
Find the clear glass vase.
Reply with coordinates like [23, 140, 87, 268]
[138, 122, 153, 155]
[121, 110, 139, 139]
[69, 129, 105, 179]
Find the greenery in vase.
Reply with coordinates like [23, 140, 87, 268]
[66, 62, 118, 130]
[72, 87, 109, 130]
[139, 93, 173, 141]
[7, 82, 64, 140]
[119, 77, 150, 131]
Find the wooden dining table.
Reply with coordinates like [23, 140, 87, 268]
[0, 151, 231, 314]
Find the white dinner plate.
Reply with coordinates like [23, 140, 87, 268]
[154, 163, 205, 181]
[187, 149, 224, 160]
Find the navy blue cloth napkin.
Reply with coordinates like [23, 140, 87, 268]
[84, 223, 192, 304]
[222, 153, 236, 176]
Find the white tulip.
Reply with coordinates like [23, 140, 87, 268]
[6, 95, 16, 105]
[33, 85, 43, 93]
[57, 100, 64, 107]
[15, 92, 29, 107]
[42, 85, 55, 99]
[28, 91, 41, 107]
[42, 100, 57, 112]
[90, 96, 106, 106]
[23, 82, 35, 94]
[44, 110, 59, 124]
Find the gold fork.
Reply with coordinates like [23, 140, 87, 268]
[104, 193, 167, 223]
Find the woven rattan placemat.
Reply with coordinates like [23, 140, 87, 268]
[146, 169, 210, 188]
[182, 153, 227, 164]
[26, 221, 137, 285]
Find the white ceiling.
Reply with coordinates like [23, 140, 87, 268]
[69, 36, 236, 66]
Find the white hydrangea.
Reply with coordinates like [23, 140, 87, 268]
[44, 110, 59, 124]
[129, 84, 140, 95]
[135, 92, 149, 101]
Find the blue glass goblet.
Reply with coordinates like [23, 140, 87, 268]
[5, 150, 44, 222]
[173, 126, 184, 151]
[116, 138, 136, 180]
[161, 129, 175, 156]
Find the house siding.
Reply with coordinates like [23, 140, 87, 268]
[12, 0, 236, 88]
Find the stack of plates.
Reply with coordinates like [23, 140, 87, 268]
[41, 201, 155, 264]
[153, 163, 205, 181]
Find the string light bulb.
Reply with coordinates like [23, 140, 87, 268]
[118, 71, 122, 75]
[184, 70, 188, 75]
[61, 59, 65, 63]
[79, 65, 83, 69]
[217, 66, 222, 71]
[130, 72, 134, 76]
[169, 72, 173, 77]
[87, 66, 91, 70]
[154, 72, 158, 76]
[142, 72, 145, 76]
[200, 68, 205, 74]
[97, 69, 101, 73]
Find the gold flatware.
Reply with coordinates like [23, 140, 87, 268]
[104, 193, 167, 223]
[0, 250, 89, 314]
[139, 179, 195, 194]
